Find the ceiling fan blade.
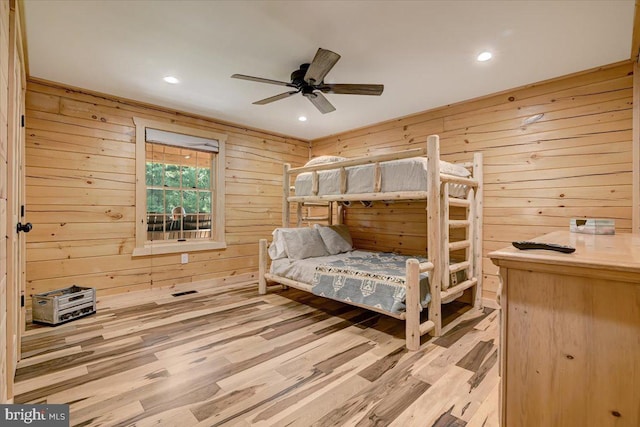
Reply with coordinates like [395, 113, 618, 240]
[231, 74, 295, 88]
[304, 48, 341, 84]
[318, 83, 384, 96]
[252, 91, 299, 105]
[306, 92, 336, 114]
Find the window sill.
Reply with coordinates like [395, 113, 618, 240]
[132, 240, 227, 257]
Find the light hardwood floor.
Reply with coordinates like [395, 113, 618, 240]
[14, 280, 499, 427]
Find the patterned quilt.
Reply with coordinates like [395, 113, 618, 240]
[311, 252, 431, 315]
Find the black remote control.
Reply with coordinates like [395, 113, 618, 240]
[512, 241, 576, 254]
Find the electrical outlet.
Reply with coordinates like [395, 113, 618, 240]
[181, 253, 189, 264]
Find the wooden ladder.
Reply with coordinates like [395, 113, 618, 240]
[440, 184, 479, 305]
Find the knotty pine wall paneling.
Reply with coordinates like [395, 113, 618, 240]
[25, 80, 309, 305]
[311, 61, 634, 303]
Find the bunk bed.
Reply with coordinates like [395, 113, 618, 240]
[258, 135, 483, 351]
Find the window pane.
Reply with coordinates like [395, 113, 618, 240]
[165, 164, 180, 188]
[197, 152, 212, 189]
[182, 166, 196, 188]
[165, 190, 182, 214]
[147, 189, 164, 213]
[146, 142, 165, 162]
[183, 190, 197, 213]
[197, 167, 211, 189]
[198, 212, 211, 231]
[146, 162, 163, 186]
[163, 145, 182, 165]
[198, 191, 212, 213]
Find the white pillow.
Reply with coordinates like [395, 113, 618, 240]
[439, 160, 471, 177]
[267, 228, 294, 260]
[304, 155, 347, 167]
[279, 228, 329, 260]
[314, 224, 353, 255]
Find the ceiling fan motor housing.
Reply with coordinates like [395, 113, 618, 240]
[291, 63, 311, 88]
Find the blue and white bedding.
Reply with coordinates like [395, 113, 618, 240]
[311, 252, 431, 315]
[270, 250, 431, 315]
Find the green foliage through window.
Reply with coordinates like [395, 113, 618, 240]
[145, 148, 213, 216]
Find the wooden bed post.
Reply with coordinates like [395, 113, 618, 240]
[427, 135, 442, 336]
[405, 258, 421, 351]
[473, 152, 483, 309]
[296, 203, 303, 227]
[467, 187, 476, 298]
[440, 183, 450, 291]
[259, 238, 267, 294]
[283, 163, 291, 227]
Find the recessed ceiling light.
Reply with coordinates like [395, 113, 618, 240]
[298, 116, 307, 122]
[163, 76, 180, 84]
[477, 51, 492, 62]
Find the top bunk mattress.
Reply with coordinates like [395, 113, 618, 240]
[294, 158, 471, 198]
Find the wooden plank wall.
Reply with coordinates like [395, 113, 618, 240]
[311, 61, 634, 302]
[24, 80, 309, 305]
[0, 0, 9, 404]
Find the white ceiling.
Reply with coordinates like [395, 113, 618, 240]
[23, 0, 635, 141]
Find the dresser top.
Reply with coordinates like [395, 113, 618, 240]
[489, 231, 640, 276]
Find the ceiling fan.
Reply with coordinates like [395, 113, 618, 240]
[231, 48, 384, 114]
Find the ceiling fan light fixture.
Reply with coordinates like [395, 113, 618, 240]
[298, 116, 307, 122]
[163, 76, 180, 84]
[477, 51, 493, 62]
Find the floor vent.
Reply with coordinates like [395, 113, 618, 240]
[171, 290, 198, 297]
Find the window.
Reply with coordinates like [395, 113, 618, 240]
[133, 118, 226, 256]
[146, 144, 213, 241]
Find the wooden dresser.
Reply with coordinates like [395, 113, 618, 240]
[489, 231, 640, 427]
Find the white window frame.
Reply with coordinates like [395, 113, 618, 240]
[132, 117, 227, 256]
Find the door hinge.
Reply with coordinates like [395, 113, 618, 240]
[21, 114, 25, 128]
[20, 295, 24, 307]
[21, 205, 25, 217]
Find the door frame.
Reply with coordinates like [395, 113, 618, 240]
[6, 0, 26, 401]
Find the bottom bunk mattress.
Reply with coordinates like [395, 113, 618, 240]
[270, 250, 435, 315]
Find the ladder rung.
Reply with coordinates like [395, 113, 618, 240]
[449, 220, 470, 229]
[448, 198, 470, 207]
[441, 290, 463, 304]
[419, 261, 434, 272]
[441, 278, 478, 300]
[449, 240, 470, 251]
[449, 261, 470, 273]
[302, 216, 330, 221]
[419, 320, 435, 335]
[302, 202, 330, 207]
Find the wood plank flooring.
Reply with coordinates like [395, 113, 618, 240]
[14, 280, 499, 426]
